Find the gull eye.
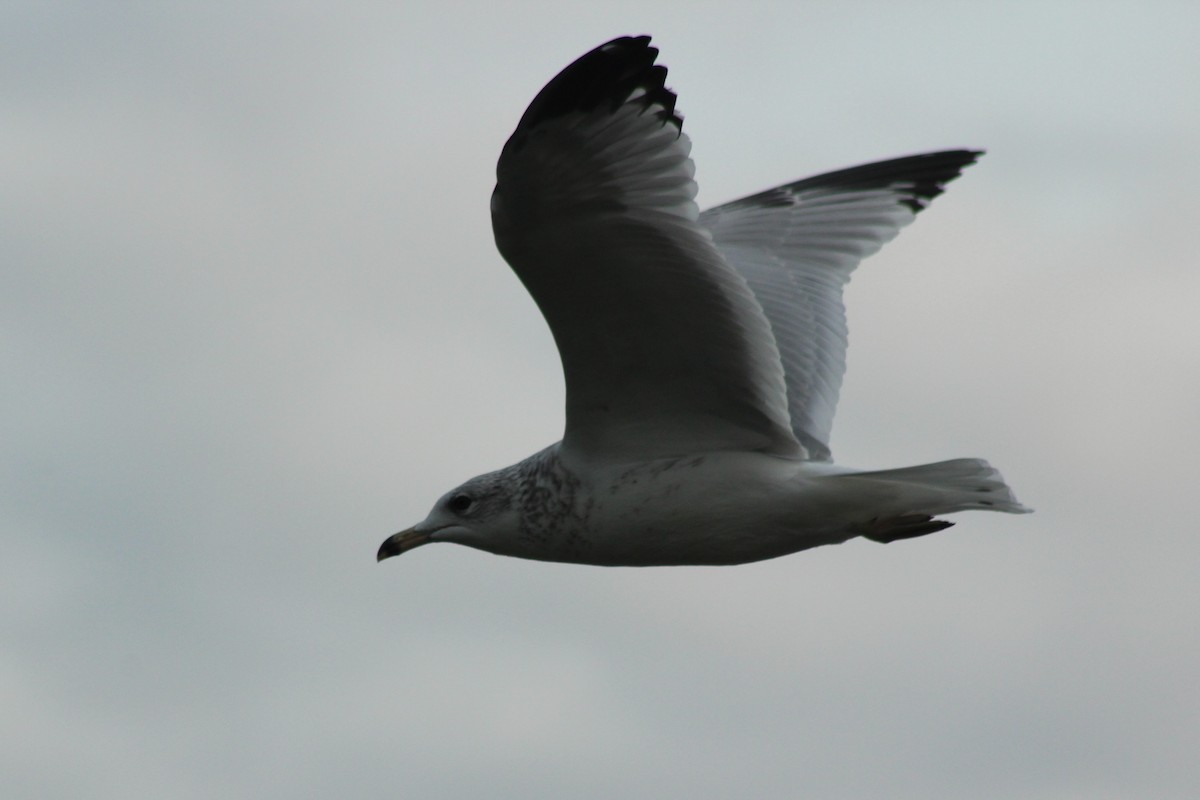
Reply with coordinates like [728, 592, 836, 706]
[448, 493, 473, 514]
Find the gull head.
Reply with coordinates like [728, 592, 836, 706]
[377, 471, 519, 562]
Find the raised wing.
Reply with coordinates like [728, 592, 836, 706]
[701, 151, 982, 461]
[492, 36, 800, 460]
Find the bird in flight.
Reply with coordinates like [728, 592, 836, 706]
[378, 35, 1029, 567]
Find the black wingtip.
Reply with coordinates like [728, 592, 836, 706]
[888, 149, 984, 212]
[512, 35, 682, 134]
[822, 150, 985, 212]
[729, 150, 984, 214]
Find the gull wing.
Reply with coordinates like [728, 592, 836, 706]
[700, 151, 982, 461]
[492, 37, 800, 460]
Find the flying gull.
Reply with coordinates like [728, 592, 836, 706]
[378, 36, 1029, 567]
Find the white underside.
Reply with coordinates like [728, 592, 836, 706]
[500, 448, 1028, 566]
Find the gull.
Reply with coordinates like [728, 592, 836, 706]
[378, 35, 1029, 567]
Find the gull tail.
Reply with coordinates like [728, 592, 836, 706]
[843, 458, 1032, 543]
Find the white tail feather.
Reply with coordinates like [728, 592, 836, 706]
[846, 458, 1032, 516]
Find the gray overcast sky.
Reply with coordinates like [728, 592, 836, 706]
[4, 2, 1198, 798]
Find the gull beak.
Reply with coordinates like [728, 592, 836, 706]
[377, 527, 433, 562]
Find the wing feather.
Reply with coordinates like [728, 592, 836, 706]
[702, 151, 982, 460]
[492, 37, 800, 460]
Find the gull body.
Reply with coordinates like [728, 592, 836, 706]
[392, 445, 1020, 566]
[378, 36, 1029, 567]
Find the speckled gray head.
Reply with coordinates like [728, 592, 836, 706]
[377, 468, 518, 561]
